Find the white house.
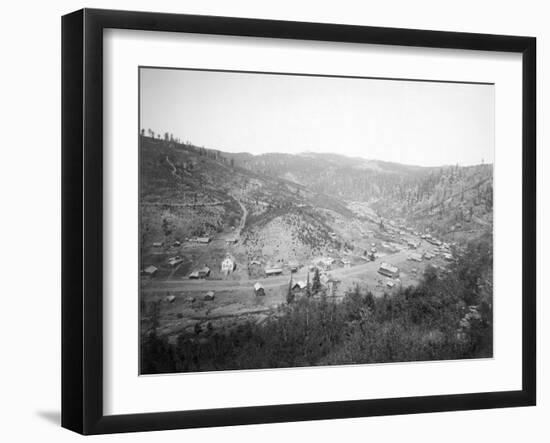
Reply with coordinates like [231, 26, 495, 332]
[221, 255, 235, 275]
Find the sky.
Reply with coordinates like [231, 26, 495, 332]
[139, 68, 494, 167]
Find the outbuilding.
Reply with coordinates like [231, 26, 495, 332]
[341, 258, 351, 268]
[288, 261, 299, 272]
[189, 266, 210, 279]
[265, 267, 283, 276]
[168, 256, 184, 267]
[378, 262, 399, 278]
[143, 265, 158, 277]
[292, 281, 307, 292]
[254, 282, 265, 296]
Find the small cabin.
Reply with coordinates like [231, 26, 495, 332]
[142, 265, 158, 277]
[288, 261, 299, 273]
[168, 256, 184, 267]
[265, 267, 283, 277]
[254, 282, 265, 296]
[341, 258, 351, 268]
[292, 281, 307, 293]
[378, 262, 399, 278]
[189, 266, 210, 279]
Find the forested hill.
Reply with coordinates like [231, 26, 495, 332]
[141, 136, 492, 242]
[228, 151, 493, 236]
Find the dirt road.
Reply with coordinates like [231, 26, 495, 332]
[229, 195, 248, 242]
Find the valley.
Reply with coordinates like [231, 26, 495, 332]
[139, 135, 493, 346]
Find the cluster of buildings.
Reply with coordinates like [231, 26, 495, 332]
[254, 266, 342, 299]
[313, 256, 335, 270]
[255, 252, 358, 279]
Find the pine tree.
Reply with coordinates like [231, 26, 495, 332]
[286, 276, 294, 304]
[312, 268, 321, 294]
[306, 272, 311, 297]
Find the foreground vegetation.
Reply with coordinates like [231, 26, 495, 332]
[141, 235, 493, 374]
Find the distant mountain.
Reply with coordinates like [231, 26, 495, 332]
[227, 151, 431, 179]
[226, 151, 493, 239]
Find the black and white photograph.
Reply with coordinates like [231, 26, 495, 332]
[139, 67, 494, 374]
[0, 0, 545, 439]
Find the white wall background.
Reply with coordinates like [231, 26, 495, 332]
[0, 0, 546, 441]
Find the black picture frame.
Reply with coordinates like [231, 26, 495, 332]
[62, 8, 536, 435]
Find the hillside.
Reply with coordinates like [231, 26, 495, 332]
[140, 136, 492, 276]
[139, 137, 355, 265]
[139, 135, 494, 375]
[228, 151, 493, 241]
